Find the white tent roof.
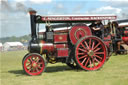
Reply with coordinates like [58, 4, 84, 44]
[4, 42, 23, 46]
[0, 43, 2, 47]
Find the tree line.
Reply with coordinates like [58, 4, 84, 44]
[0, 35, 31, 43]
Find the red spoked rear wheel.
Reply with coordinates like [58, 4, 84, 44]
[23, 53, 46, 76]
[75, 36, 107, 71]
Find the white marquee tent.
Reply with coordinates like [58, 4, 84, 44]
[3, 42, 24, 51]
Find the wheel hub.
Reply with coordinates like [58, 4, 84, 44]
[32, 62, 37, 68]
[88, 50, 94, 56]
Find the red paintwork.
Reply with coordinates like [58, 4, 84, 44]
[40, 41, 54, 53]
[54, 33, 68, 43]
[124, 31, 128, 36]
[23, 53, 45, 76]
[54, 29, 69, 33]
[122, 37, 128, 45]
[70, 24, 92, 44]
[23, 11, 121, 76]
[75, 36, 107, 70]
[103, 35, 112, 47]
[57, 48, 69, 57]
[54, 44, 68, 48]
[40, 41, 69, 57]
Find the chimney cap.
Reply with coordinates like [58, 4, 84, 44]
[29, 10, 36, 15]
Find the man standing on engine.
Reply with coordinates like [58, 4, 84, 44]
[90, 21, 103, 38]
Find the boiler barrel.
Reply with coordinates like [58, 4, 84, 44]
[28, 40, 54, 54]
[39, 41, 54, 54]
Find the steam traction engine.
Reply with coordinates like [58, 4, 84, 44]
[22, 10, 117, 75]
[111, 19, 128, 54]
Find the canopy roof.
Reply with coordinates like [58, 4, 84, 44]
[116, 19, 128, 27]
[37, 15, 117, 23]
[116, 19, 128, 24]
[119, 22, 128, 26]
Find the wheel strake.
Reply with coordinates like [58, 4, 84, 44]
[75, 36, 107, 70]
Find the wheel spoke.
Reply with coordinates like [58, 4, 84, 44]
[38, 62, 43, 65]
[89, 59, 92, 68]
[89, 39, 92, 48]
[95, 52, 104, 55]
[92, 57, 96, 67]
[36, 58, 40, 63]
[81, 57, 87, 64]
[36, 67, 39, 72]
[94, 54, 102, 60]
[93, 42, 101, 50]
[84, 41, 89, 49]
[78, 52, 85, 55]
[32, 68, 36, 72]
[94, 57, 101, 64]
[26, 64, 31, 67]
[85, 58, 89, 67]
[94, 48, 101, 52]
[37, 65, 42, 69]
[34, 56, 38, 61]
[29, 58, 33, 62]
[26, 61, 31, 64]
[78, 48, 86, 52]
[28, 66, 32, 72]
[80, 43, 86, 50]
[79, 55, 87, 59]
[91, 41, 95, 50]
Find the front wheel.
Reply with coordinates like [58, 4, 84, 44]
[23, 53, 46, 76]
[74, 36, 107, 71]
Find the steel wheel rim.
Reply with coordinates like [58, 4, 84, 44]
[75, 37, 107, 70]
[24, 54, 45, 75]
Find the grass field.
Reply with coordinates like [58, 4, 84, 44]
[0, 50, 128, 85]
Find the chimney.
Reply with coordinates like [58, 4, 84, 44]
[29, 10, 37, 41]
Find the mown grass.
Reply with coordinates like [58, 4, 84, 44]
[0, 50, 128, 85]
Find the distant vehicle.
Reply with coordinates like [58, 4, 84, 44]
[22, 10, 127, 76]
[112, 19, 128, 54]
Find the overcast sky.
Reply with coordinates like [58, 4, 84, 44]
[0, 0, 128, 38]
